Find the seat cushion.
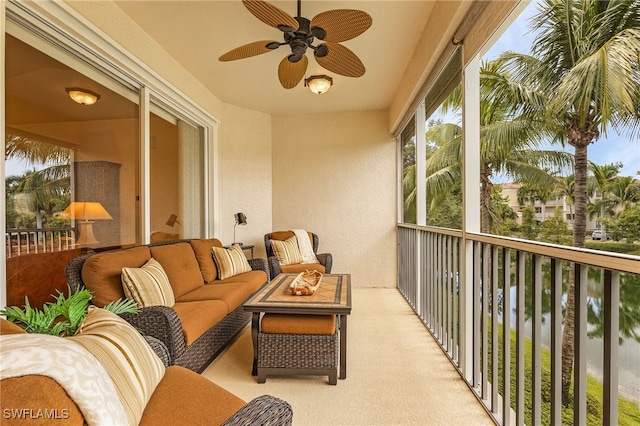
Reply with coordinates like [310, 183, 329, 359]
[189, 239, 223, 283]
[215, 270, 267, 291]
[281, 263, 326, 274]
[0, 375, 85, 426]
[121, 258, 175, 307]
[261, 314, 336, 335]
[176, 282, 258, 312]
[81, 246, 151, 307]
[150, 243, 204, 298]
[172, 300, 228, 345]
[140, 366, 245, 426]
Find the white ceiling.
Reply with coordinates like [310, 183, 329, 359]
[113, 1, 444, 115]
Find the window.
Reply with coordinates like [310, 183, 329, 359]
[400, 117, 416, 224]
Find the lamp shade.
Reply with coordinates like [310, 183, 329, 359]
[305, 75, 333, 95]
[234, 212, 247, 225]
[62, 202, 112, 221]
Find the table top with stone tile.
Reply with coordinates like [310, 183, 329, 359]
[244, 273, 351, 315]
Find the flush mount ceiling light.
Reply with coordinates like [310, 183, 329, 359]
[66, 88, 101, 105]
[304, 75, 333, 95]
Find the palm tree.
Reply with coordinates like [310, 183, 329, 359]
[5, 134, 71, 229]
[609, 175, 640, 209]
[427, 59, 573, 234]
[588, 162, 622, 233]
[500, 0, 640, 403]
[557, 175, 576, 227]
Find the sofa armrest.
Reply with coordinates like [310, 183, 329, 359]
[221, 395, 292, 426]
[120, 307, 186, 362]
[248, 257, 270, 281]
[267, 256, 282, 279]
[144, 335, 171, 367]
[317, 253, 333, 273]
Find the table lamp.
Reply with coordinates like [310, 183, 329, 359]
[62, 201, 112, 246]
[234, 212, 247, 244]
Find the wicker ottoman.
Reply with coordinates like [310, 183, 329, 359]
[257, 314, 339, 385]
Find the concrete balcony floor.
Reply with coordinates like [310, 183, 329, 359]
[203, 288, 493, 425]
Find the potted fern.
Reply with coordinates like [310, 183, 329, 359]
[1, 286, 139, 336]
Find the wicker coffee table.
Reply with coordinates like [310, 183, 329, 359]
[243, 273, 352, 383]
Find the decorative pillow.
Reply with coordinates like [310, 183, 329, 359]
[68, 307, 165, 426]
[121, 258, 175, 307]
[1, 332, 128, 425]
[271, 236, 303, 265]
[211, 244, 252, 280]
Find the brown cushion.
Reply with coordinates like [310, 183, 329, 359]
[189, 239, 223, 283]
[281, 263, 326, 274]
[261, 314, 336, 335]
[172, 301, 228, 345]
[0, 319, 26, 335]
[0, 376, 84, 425]
[176, 282, 258, 312]
[81, 246, 151, 307]
[215, 270, 267, 291]
[140, 366, 245, 426]
[269, 231, 313, 242]
[150, 243, 203, 299]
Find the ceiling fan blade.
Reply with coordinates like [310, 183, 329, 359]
[310, 9, 372, 42]
[278, 55, 308, 89]
[219, 40, 279, 61]
[315, 42, 365, 78]
[242, 0, 299, 32]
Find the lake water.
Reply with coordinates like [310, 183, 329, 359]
[507, 280, 640, 406]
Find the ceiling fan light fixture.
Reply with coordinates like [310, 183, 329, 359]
[66, 88, 100, 105]
[305, 75, 333, 94]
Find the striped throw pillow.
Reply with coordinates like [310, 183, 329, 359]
[69, 307, 165, 426]
[271, 236, 302, 265]
[211, 244, 252, 280]
[121, 258, 175, 307]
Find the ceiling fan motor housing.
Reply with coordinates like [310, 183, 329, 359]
[284, 17, 316, 62]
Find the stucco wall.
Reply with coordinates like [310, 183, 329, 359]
[272, 110, 397, 288]
[219, 103, 272, 259]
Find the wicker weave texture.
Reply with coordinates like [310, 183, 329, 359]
[222, 394, 293, 426]
[257, 330, 338, 369]
[65, 240, 262, 373]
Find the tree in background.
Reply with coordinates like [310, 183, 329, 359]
[427, 58, 572, 234]
[500, 0, 640, 403]
[5, 135, 71, 229]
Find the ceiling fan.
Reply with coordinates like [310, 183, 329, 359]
[219, 0, 372, 89]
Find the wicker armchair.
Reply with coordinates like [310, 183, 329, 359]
[264, 231, 333, 278]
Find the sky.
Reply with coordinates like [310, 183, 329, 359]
[481, 0, 640, 179]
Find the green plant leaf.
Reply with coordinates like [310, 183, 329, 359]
[104, 298, 140, 315]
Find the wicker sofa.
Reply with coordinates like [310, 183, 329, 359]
[65, 238, 269, 373]
[0, 317, 292, 426]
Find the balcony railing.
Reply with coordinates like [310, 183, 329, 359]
[6, 228, 75, 258]
[398, 224, 640, 426]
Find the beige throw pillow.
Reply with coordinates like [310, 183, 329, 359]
[121, 258, 175, 307]
[271, 236, 303, 265]
[68, 307, 165, 426]
[211, 244, 252, 280]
